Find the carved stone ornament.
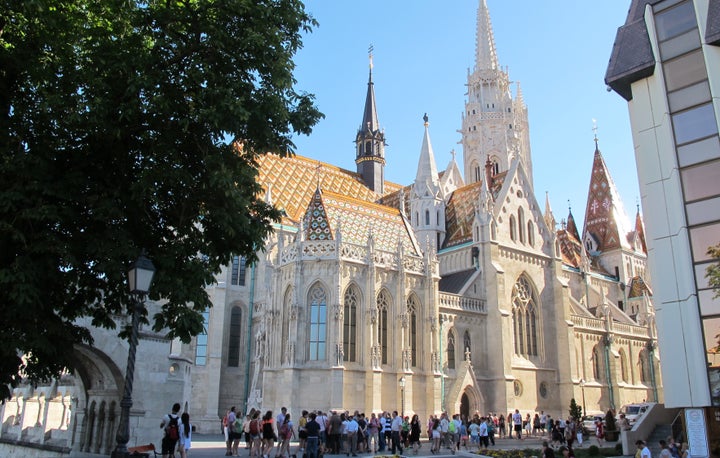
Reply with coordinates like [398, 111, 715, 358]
[333, 304, 343, 321]
[399, 312, 409, 329]
[367, 307, 378, 324]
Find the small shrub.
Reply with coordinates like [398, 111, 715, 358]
[588, 445, 600, 456]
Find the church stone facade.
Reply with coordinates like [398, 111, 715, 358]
[0, 1, 662, 455]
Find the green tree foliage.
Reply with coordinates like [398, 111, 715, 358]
[0, 0, 322, 399]
[708, 243, 720, 351]
[569, 398, 583, 422]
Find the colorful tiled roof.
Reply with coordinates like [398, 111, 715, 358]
[445, 181, 483, 247]
[557, 228, 583, 268]
[302, 189, 420, 256]
[627, 275, 653, 299]
[256, 153, 403, 221]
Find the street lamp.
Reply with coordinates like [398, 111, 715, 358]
[579, 378, 587, 417]
[399, 376, 406, 418]
[112, 253, 155, 458]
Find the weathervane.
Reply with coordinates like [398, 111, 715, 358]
[592, 118, 599, 148]
[369, 44, 374, 70]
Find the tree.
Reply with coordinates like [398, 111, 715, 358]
[569, 398, 583, 423]
[0, 0, 322, 399]
[707, 243, 720, 351]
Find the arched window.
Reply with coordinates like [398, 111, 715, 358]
[308, 284, 327, 361]
[282, 287, 292, 361]
[231, 256, 247, 286]
[407, 295, 419, 367]
[228, 306, 242, 367]
[474, 165, 482, 183]
[518, 207, 525, 243]
[620, 348, 629, 383]
[510, 215, 517, 241]
[343, 285, 359, 362]
[377, 290, 391, 365]
[425, 210, 430, 226]
[464, 331, 471, 359]
[527, 221, 535, 246]
[512, 276, 538, 357]
[365, 141, 372, 155]
[592, 347, 602, 381]
[447, 332, 456, 369]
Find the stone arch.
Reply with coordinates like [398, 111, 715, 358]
[448, 383, 485, 421]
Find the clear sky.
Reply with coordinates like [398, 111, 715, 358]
[290, 1, 638, 230]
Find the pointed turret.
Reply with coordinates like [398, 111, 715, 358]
[410, 114, 446, 253]
[415, 113, 440, 189]
[544, 192, 556, 231]
[635, 206, 647, 254]
[582, 138, 633, 253]
[566, 205, 581, 242]
[475, 0, 499, 71]
[355, 50, 386, 194]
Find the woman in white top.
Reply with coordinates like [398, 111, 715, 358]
[178, 412, 192, 458]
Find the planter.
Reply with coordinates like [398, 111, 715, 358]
[604, 430, 619, 442]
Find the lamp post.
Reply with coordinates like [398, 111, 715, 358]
[579, 378, 587, 418]
[112, 253, 155, 458]
[399, 376, 406, 418]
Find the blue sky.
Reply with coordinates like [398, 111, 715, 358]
[290, 1, 638, 229]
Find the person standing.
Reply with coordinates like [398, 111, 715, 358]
[329, 411, 342, 454]
[368, 413, 380, 453]
[345, 413, 359, 456]
[160, 403, 181, 458]
[305, 413, 321, 458]
[478, 417, 489, 448]
[178, 412, 192, 458]
[636, 440, 651, 458]
[278, 414, 294, 458]
[409, 414, 422, 454]
[512, 410, 523, 440]
[390, 411, 404, 455]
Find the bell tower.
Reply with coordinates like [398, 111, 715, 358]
[355, 48, 386, 194]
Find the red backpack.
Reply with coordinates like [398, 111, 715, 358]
[249, 419, 260, 435]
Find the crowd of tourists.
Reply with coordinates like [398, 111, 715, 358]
[218, 407, 605, 458]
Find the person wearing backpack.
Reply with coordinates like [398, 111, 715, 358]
[160, 402, 181, 458]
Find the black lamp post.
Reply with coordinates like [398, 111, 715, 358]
[579, 378, 587, 417]
[112, 253, 155, 458]
[399, 376, 406, 418]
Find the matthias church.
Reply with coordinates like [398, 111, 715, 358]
[0, 1, 661, 455]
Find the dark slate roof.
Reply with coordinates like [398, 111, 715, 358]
[439, 269, 476, 294]
[707, 0, 720, 45]
[605, 1, 657, 101]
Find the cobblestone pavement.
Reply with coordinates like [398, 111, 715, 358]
[183, 434, 618, 458]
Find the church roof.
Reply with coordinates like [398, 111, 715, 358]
[627, 275, 653, 299]
[557, 228, 583, 268]
[439, 269, 477, 294]
[302, 189, 421, 256]
[582, 145, 634, 253]
[257, 153, 403, 221]
[444, 181, 483, 248]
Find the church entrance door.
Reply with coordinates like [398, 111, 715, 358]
[460, 392, 470, 423]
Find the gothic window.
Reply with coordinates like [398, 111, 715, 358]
[437, 211, 441, 225]
[474, 165, 481, 183]
[415, 212, 419, 226]
[527, 221, 535, 246]
[377, 289, 391, 365]
[463, 330, 471, 358]
[365, 141, 372, 155]
[620, 348, 629, 383]
[343, 285, 359, 362]
[518, 207, 526, 243]
[195, 309, 210, 365]
[512, 276, 538, 357]
[407, 295, 419, 367]
[493, 161, 499, 175]
[592, 347, 602, 381]
[308, 284, 327, 361]
[510, 216, 517, 241]
[447, 331, 456, 369]
[425, 210, 430, 226]
[228, 306, 242, 367]
[231, 256, 247, 286]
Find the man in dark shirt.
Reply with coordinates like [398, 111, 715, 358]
[305, 412, 322, 458]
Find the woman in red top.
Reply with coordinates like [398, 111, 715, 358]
[595, 419, 604, 446]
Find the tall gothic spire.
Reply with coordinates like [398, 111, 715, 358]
[544, 191, 556, 231]
[475, 0, 499, 71]
[355, 47, 386, 194]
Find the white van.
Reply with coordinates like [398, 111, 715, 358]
[620, 403, 653, 425]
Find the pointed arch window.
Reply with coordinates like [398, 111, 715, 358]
[639, 349, 650, 383]
[407, 295, 419, 367]
[527, 221, 535, 246]
[512, 276, 538, 357]
[510, 215, 517, 241]
[343, 285, 359, 362]
[447, 332, 456, 370]
[308, 284, 327, 361]
[377, 290, 391, 365]
[474, 165, 482, 183]
[228, 306, 242, 367]
[425, 210, 430, 226]
[592, 346, 602, 381]
[518, 207, 526, 243]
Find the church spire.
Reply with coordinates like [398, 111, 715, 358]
[566, 202, 581, 242]
[415, 113, 440, 188]
[475, 0, 499, 71]
[355, 46, 386, 194]
[544, 191, 556, 231]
